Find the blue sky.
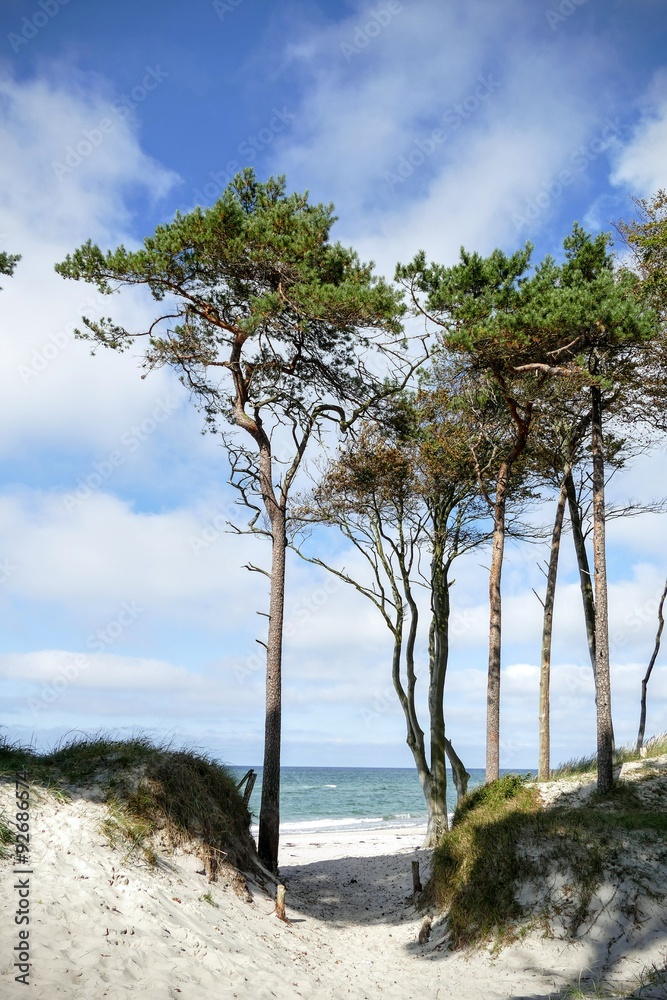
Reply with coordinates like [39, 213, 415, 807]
[0, 0, 666, 770]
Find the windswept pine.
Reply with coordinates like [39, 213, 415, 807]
[55, 170, 406, 872]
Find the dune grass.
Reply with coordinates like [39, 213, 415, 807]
[549, 960, 667, 998]
[552, 733, 667, 779]
[0, 732, 256, 874]
[430, 762, 667, 951]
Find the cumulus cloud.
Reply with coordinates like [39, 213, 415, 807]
[611, 69, 667, 197]
[267, 0, 616, 274]
[0, 66, 183, 457]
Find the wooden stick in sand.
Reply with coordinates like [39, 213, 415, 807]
[275, 883, 287, 921]
[412, 860, 422, 896]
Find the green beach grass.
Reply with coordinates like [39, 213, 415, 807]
[429, 740, 667, 953]
[0, 732, 256, 875]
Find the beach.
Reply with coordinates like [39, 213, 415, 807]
[2, 777, 667, 999]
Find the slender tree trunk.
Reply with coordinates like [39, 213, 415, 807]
[444, 737, 470, 802]
[256, 442, 287, 873]
[392, 627, 442, 844]
[636, 577, 667, 753]
[591, 385, 614, 794]
[564, 470, 597, 676]
[486, 459, 510, 783]
[538, 475, 568, 781]
[485, 397, 533, 783]
[388, 601, 439, 842]
[565, 466, 616, 753]
[426, 539, 450, 844]
[257, 505, 287, 872]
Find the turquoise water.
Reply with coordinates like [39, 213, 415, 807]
[227, 766, 535, 834]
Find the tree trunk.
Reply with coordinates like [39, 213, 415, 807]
[257, 502, 287, 873]
[538, 475, 568, 781]
[565, 466, 616, 753]
[393, 646, 445, 846]
[485, 396, 533, 784]
[564, 469, 597, 676]
[444, 736, 470, 802]
[591, 384, 614, 794]
[426, 538, 450, 844]
[486, 459, 510, 783]
[636, 577, 667, 753]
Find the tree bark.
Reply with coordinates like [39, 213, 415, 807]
[591, 384, 614, 794]
[636, 577, 667, 753]
[256, 436, 287, 873]
[426, 538, 450, 844]
[538, 475, 568, 781]
[444, 736, 470, 802]
[486, 459, 510, 783]
[564, 469, 597, 676]
[565, 466, 616, 753]
[484, 392, 533, 784]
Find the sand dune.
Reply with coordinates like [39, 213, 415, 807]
[1, 776, 666, 999]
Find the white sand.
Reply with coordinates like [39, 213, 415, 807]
[1, 780, 666, 999]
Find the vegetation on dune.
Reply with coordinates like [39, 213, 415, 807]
[551, 733, 667, 779]
[0, 733, 256, 875]
[546, 960, 667, 999]
[429, 757, 667, 951]
[0, 813, 12, 860]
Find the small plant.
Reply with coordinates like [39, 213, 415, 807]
[0, 814, 13, 860]
[48, 787, 71, 803]
[101, 798, 156, 865]
[199, 891, 217, 907]
[560, 980, 607, 999]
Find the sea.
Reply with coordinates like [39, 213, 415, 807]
[227, 766, 537, 835]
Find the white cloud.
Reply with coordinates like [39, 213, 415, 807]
[0, 649, 186, 689]
[611, 69, 667, 197]
[269, 0, 615, 275]
[0, 65, 177, 242]
[0, 489, 262, 621]
[0, 66, 183, 457]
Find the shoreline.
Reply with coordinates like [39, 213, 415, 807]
[278, 823, 428, 868]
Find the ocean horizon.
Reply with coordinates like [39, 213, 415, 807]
[227, 765, 537, 835]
